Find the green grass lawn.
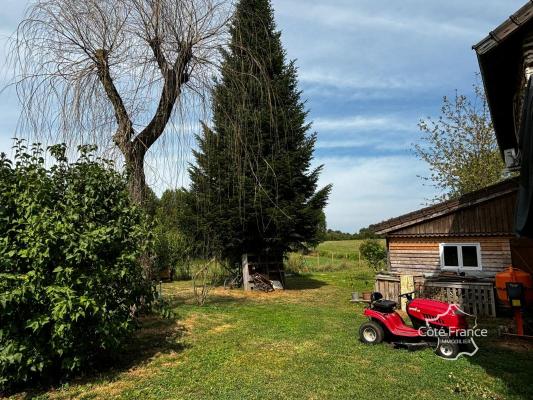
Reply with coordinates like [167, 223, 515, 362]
[13, 272, 533, 400]
[287, 239, 385, 274]
[317, 239, 385, 256]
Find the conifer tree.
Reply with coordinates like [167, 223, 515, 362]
[188, 0, 331, 265]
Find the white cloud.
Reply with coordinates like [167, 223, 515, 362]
[315, 155, 436, 232]
[274, 0, 527, 98]
[312, 114, 421, 152]
[277, 1, 483, 39]
[313, 115, 411, 132]
[298, 70, 421, 91]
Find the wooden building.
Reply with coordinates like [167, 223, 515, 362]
[371, 178, 533, 277]
[474, 2, 533, 238]
[370, 178, 533, 316]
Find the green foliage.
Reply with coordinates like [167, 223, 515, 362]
[187, 0, 331, 264]
[356, 227, 379, 240]
[143, 188, 160, 218]
[285, 253, 308, 273]
[153, 189, 194, 280]
[323, 230, 358, 241]
[156, 189, 192, 232]
[415, 81, 507, 201]
[0, 141, 154, 391]
[153, 226, 192, 280]
[359, 239, 387, 272]
[322, 227, 379, 241]
[316, 211, 327, 243]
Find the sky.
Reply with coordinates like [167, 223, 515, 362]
[0, 0, 527, 233]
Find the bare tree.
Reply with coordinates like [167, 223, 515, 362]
[9, 0, 230, 203]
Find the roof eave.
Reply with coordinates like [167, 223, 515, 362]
[473, 1, 533, 55]
[370, 179, 519, 235]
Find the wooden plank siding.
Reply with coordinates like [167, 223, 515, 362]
[371, 179, 518, 236]
[372, 179, 520, 277]
[389, 191, 516, 236]
[388, 237, 513, 276]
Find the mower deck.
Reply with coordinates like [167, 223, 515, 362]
[392, 341, 433, 352]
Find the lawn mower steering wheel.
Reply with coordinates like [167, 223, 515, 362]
[398, 291, 415, 301]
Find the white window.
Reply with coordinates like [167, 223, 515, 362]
[439, 243, 482, 271]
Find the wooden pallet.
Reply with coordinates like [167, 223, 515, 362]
[375, 274, 497, 317]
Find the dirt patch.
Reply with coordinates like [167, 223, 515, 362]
[209, 323, 235, 333]
[182, 312, 237, 337]
[182, 313, 200, 331]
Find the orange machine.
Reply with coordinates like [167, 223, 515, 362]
[495, 266, 533, 336]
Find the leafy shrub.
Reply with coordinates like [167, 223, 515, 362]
[153, 189, 195, 280]
[153, 226, 192, 280]
[286, 253, 307, 273]
[359, 239, 387, 272]
[0, 142, 154, 391]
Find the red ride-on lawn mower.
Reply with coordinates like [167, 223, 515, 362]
[359, 291, 471, 359]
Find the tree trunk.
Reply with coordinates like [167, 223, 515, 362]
[129, 159, 147, 205]
[124, 145, 147, 205]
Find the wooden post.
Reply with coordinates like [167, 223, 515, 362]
[242, 254, 251, 291]
[400, 275, 414, 311]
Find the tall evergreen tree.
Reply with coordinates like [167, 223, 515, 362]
[187, 0, 331, 265]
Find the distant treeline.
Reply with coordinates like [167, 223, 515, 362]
[323, 228, 380, 241]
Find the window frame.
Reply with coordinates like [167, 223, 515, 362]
[439, 243, 482, 271]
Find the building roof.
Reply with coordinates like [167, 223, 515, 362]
[474, 1, 533, 157]
[370, 178, 519, 235]
[473, 2, 533, 55]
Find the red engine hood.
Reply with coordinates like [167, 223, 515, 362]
[408, 298, 457, 315]
[407, 299, 468, 330]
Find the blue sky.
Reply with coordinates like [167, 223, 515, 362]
[0, 0, 526, 232]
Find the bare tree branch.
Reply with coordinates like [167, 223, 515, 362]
[8, 0, 232, 202]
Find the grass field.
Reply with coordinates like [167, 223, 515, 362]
[316, 239, 385, 256]
[287, 239, 385, 274]
[14, 271, 533, 400]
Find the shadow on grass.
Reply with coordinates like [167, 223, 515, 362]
[464, 328, 533, 399]
[196, 294, 253, 306]
[11, 315, 188, 399]
[165, 291, 252, 307]
[285, 274, 327, 290]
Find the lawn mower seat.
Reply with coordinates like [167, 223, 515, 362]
[370, 292, 383, 302]
[372, 299, 397, 313]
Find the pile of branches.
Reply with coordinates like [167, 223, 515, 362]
[250, 273, 274, 292]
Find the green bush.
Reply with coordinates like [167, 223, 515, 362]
[359, 239, 387, 272]
[0, 142, 154, 391]
[153, 226, 192, 280]
[286, 253, 307, 273]
[153, 189, 195, 280]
